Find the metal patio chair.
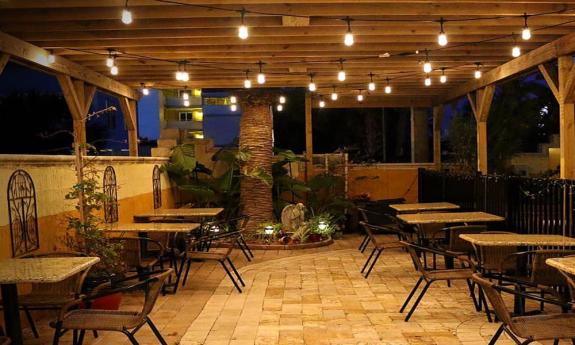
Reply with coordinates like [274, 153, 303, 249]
[359, 221, 405, 278]
[358, 208, 409, 252]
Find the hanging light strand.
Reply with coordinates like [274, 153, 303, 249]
[423, 49, 432, 73]
[121, 0, 133, 24]
[437, 17, 448, 46]
[238, 9, 249, 39]
[522, 13, 531, 40]
[368, 73, 376, 91]
[337, 59, 346, 82]
[308, 73, 317, 92]
[344, 17, 354, 46]
[257, 61, 266, 84]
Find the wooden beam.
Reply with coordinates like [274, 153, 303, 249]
[538, 64, 559, 101]
[0, 30, 138, 100]
[558, 55, 575, 179]
[119, 97, 139, 156]
[304, 91, 313, 181]
[316, 96, 434, 108]
[0, 53, 9, 75]
[477, 85, 495, 122]
[442, 31, 575, 102]
[477, 121, 488, 175]
[57, 75, 83, 120]
[433, 105, 443, 170]
[469, 85, 495, 175]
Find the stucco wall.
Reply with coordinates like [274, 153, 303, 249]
[0, 155, 175, 259]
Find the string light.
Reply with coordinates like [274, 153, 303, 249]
[230, 104, 238, 112]
[243, 70, 252, 88]
[257, 61, 266, 84]
[230, 95, 237, 104]
[319, 97, 326, 108]
[337, 59, 346, 82]
[440, 68, 447, 83]
[141, 83, 149, 96]
[276, 104, 284, 111]
[438, 18, 448, 46]
[331, 86, 338, 101]
[511, 33, 521, 57]
[424, 74, 431, 86]
[368, 73, 376, 91]
[344, 17, 354, 46]
[182, 91, 189, 100]
[357, 90, 364, 102]
[106, 50, 115, 68]
[183, 99, 190, 107]
[522, 13, 531, 40]
[238, 9, 249, 40]
[121, 0, 133, 24]
[308, 74, 317, 92]
[423, 50, 432, 73]
[175, 62, 189, 82]
[110, 65, 118, 75]
[279, 95, 286, 104]
[384, 78, 392, 94]
[474, 63, 482, 79]
[47, 51, 55, 64]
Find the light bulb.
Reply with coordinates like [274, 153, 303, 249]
[337, 70, 346, 81]
[276, 104, 283, 111]
[357, 94, 364, 102]
[181, 71, 189, 82]
[121, 8, 133, 24]
[47, 53, 55, 64]
[106, 57, 115, 68]
[368, 82, 376, 91]
[257, 73, 266, 84]
[175, 71, 182, 81]
[438, 32, 448, 46]
[230, 96, 237, 104]
[183, 100, 190, 107]
[512, 46, 521, 57]
[182, 92, 189, 100]
[244, 78, 251, 88]
[423, 61, 432, 73]
[331, 92, 338, 101]
[110, 65, 118, 75]
[309, 82, 316, 92]
[142, 87, 149, 96]
[440, 74, 447, 83]
[230, 104, 237, 112]
[344, 32, 354, 46]
[425, 76, 431, 86]
[238, 25, 249, 39]
[384, 85, 392, 94]
[522, 27, 531, 41]
[475, 70, 482, 79]
[279, 96, 286, 104]
[319, 100, 325, 108]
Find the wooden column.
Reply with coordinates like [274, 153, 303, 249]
[540, 58, 575, 179]
[304, 91, 313, 181]
[0, 54, 9, 75]
[57, 75, 96, 155]
[119, 97, 139, 156]
[467, 85, 495, 175]
[433, 105, 444, 170]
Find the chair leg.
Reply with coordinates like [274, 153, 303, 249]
[364, 248, 383, 278]
[359, 235, 369, 252]
[227, 257, 245, 287]
[361, 248, 377, 273]
[220, 261, 242, 293]
[181, 259, 192, 286]
[72, 330, 78, 345]
[123, 330, 140, 345]
[23, 306, 39, 338]
[404, 281, 432, 322]
[77, 330, 85, 345]
[478, 286, 493, 322]
[488, 324, 505, 345]
[465, 279, 481, 312]
[553, 340, 559, 345]
[400, 277, 424, 313]
[52, 324, 62, 345]
[236, 238, 252, 262]
[240, 236, 254, 258]
[93, 330, 99, 338]
[146, 318, 168, 345]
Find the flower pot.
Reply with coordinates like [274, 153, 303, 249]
[90, 292, 123, 310]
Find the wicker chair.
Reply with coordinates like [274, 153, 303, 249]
[473, 273, 575, 345]
[109, 237, 164, 275]
[431, 225, 487, 258]
[51, 269, 173, 345]
[0, 252, 91, 338]
[399, 241, 483, 321]
[359, 221, 404, 278]
[357, 208, 410, 252]
[200, 216, 253, 262]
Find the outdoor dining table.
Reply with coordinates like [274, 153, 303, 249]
[389, 202, 460, 213]
[0, 256, 100, 345]
[396, 211, 504, 224]
[546, 256, 575, 275]
[133, 208, 224, 222]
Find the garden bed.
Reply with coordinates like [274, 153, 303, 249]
[217, 236, 334, 250]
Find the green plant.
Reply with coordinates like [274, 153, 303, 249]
[307, 173, 355, 223]
[272, 148, 310, 218]
[308, 213, 336, 237]
[291, 223, 312, 243]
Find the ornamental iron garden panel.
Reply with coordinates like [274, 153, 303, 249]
[103, 166, 119, 223]
[153, 165, 162, 209]
[7, 169, 39, 257]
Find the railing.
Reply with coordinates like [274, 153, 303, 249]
[418, 169, 575, 237]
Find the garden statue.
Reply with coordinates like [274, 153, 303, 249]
[281, 203, 306, 232]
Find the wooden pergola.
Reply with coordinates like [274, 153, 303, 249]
[1, 0, 575, 178]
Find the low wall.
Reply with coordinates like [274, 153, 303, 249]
[0, 155, 175, 259]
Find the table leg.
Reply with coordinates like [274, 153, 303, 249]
[1, 284, 22, 345]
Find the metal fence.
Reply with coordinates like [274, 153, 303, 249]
[418, 169, 575, 237]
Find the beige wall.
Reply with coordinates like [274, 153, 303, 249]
[0, 155, 174, 259]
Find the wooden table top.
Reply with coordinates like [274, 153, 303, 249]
[397, 211, 504, 224]
[133, 208, 224, 219]
[459, 233, 575, 247]
[390, 202, 460, 213]
[546, 256, 575, 275]
[0, 257, 100, 284]
[105, 222, 201, 233]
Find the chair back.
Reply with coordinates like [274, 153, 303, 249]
[472, 274, 514, 326]
[140, 269, 173, 318]
[478, 231, 518, 272]
[532, 250, 575, 286]
[446, 225, 487, 254]
[399, 241, 426, 275]
[557, 265, 575, 301]
[109, 238, 144, 271]
[22, 252, 89, 297]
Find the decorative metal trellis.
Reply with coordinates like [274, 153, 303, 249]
[103, 166, 119, 223]
[153, 165, 162, 209]
[7, 169, 39, 257]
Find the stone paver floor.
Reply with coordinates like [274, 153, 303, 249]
[19, 235, 561, 344]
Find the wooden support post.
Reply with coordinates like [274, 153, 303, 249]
[304, 91, 313, 181]
[433, 105, 444, 170]
[558, 56, 575, 179]
[0, 54, 9, 75]
[467, 85, 495, 175]
[119, 97, 139, 156]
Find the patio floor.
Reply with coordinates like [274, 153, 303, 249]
[23, 234, 556, 345]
